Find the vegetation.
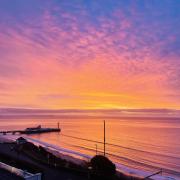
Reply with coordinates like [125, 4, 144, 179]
[0, 141, 140, 180]
[15, 141, 88, 171]
[90, 155, 116, 178]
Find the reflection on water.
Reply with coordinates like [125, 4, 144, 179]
[0, 117, 180, 178]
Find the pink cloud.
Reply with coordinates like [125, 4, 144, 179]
[0, 1, 179, 109]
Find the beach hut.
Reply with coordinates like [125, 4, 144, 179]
[16, 137, 27, 145]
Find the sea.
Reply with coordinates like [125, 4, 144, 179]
[0, 116, 180, 179]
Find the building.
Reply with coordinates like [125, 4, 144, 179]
[16, 137, 27, 145]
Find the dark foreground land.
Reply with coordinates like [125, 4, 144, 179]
[0, 143, 88, 180]
[0, 142, 138, 180]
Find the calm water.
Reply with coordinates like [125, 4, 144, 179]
[0, 117, 180, 179]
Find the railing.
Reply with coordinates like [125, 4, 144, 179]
[0, 161, 41, 180]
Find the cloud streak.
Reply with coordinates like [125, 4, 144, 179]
[0, 0, 180, 109]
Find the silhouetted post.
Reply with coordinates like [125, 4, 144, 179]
[57, 122, 60, 129]
[88, 166, 92, 179]
[104, 120, 106, 156]
[95, 144, 98, 155]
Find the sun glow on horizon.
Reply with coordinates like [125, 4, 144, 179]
[0, 1, 180, 110]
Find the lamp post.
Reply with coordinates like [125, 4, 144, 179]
[57, 122, 60, 129]
[95, 144, 98, 155]
[104, 120, 106, 156]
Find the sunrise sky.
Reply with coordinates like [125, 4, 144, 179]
[0, 0, 180, 110]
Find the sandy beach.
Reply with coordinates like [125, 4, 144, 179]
[0, 135, 133, 180]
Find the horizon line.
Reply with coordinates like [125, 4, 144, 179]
[0, 107, 180, 112]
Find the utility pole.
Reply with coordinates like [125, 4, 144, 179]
[95, 144, 98, 155]
[104, 120, 106, 156]
[47, 153, 50, 164]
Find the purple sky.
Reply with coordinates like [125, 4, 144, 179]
[0, 0, 180, 110]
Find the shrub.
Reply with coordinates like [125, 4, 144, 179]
[90, 155, 116, 177]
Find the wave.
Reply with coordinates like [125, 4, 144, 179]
[61, 134, 180, 160]
[2, 134, 178, 180]
[69, 143, 180, 177]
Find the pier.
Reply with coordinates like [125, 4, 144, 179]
[0, 124, 61, 135]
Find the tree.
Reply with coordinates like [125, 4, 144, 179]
[90, 155, 116, 177]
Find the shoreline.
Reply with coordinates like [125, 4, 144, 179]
[0, 135, 135, 180]
[0, 135, 178, 180]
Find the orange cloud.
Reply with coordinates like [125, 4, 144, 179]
[0, 1, 180, 110]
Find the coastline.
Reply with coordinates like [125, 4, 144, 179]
[0, 135, 137, 180]
[0, 135, 177, 180]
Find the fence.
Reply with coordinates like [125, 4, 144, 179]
[0, 161, 41, 180]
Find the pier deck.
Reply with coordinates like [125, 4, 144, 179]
[0, 128, 60, 135]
